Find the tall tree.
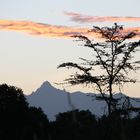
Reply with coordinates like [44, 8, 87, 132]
[0, 84, 50, 140]
[58, 23, 140, 115]
[0, 84, 29, 140]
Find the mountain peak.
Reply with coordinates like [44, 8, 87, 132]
[41, 81, 52, 88]
[31, 81, 55, 95]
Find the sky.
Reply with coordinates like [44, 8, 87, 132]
[0, 0, 140, 97]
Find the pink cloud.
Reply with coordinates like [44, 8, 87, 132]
[0, 19, 140, 39]
[64, 12, 140, 23]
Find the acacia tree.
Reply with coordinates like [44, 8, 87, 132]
[58, 23, 140, 115]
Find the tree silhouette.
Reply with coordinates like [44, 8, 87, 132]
[58, 23, 140, 115]
[52, 110, 97, 140]
[0, 84, 50, 140]
[27, 107, 50, 140]
[0, 84, 29, 140]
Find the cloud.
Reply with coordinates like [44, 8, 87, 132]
[64, 12, 140, 23]
[0, 19, 140, 39]
[0, 19, 89, 38]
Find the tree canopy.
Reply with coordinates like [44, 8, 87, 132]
[0, 84, 50, 140]
[58, 23, 140, 115]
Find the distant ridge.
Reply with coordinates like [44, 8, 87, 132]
[27, 81, 140, 120]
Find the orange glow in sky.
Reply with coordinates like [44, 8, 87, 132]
[0, 19, 140, 40]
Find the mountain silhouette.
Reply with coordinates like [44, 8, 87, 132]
[27, 81, 140, 120]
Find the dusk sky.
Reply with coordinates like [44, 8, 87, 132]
[0, 0, 140, 96]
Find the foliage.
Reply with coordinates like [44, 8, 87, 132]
[51, 109, 140, 140]
[1, 83, 140, 140]
[0, 84, 50, 140]
[51, 110, 98, 140]
[58, 23, 140, 115]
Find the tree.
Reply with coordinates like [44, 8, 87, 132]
[52, 110, 97, 140]
[0, 84, 29, 140]
[0, 84, 29, 116]
[0, 84, 51, 140]
[58, 23, 140, 115]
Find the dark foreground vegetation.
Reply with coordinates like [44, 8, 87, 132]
[0, 84, 140, 140]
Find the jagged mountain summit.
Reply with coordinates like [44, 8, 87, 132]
[27, 81, 140, 120]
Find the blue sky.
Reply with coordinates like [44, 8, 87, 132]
[0, 0, 140, 96]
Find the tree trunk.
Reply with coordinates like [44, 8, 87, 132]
[108, 79, 113, 116]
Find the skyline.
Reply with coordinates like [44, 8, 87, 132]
[0, 0, 140, 97]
